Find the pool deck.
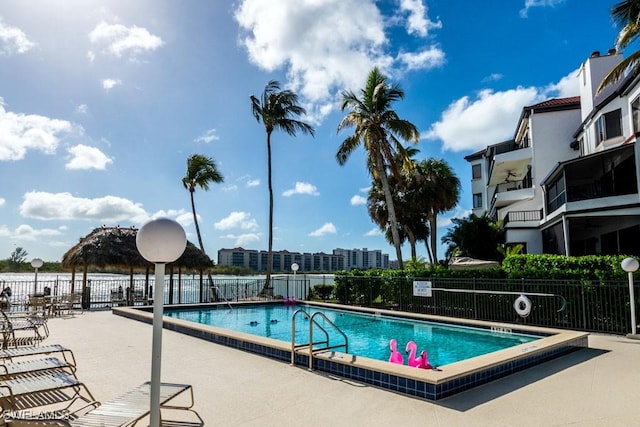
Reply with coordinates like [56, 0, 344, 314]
[39, 310, 640, 426]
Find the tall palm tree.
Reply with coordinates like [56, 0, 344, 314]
[251, 81, 315, 291]
[182, 154, 224, 254]
[416, 159, 460, 264]
[598, 0, 640, 91]
[337, 67, 419, 269]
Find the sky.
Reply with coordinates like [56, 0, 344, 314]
[0, 0, 625, 265]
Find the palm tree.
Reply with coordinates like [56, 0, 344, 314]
[337, 67, 419, 269]
[416, 159, 460, 264]
[251, 81, 315, 292]
[598, 0, 640, 91]
[182, 154, 224, 255]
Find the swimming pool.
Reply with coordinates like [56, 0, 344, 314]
[114, 301, 589, 400]
[165, 304, 539, 367]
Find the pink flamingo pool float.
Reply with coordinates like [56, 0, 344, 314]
[405, 340, 433, 369]
[388, 338, 404, 364]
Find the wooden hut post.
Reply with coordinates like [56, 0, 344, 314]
[81, 264, 89, 310]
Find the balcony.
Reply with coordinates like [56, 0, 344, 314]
[489, 170, 534, 212]
[545, 144, 638, 214]
[487, 141, 533, 186]
[504, 209, 542, 225]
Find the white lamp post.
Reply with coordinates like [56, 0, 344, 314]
[30, 258, 43, 295]
[136, 218, 186, 426]
[291, 262, 299, 300]
[621, 257, 640, 340]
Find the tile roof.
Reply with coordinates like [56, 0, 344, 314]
[529, 96, 581, 111]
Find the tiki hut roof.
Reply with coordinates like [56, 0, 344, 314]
[61, 226, 213, 270]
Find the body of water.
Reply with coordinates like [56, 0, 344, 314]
[166, 304, 538, 367]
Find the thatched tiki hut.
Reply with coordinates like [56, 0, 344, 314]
[62, 226, 214, 308]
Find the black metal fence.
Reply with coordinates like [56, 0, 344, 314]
[2, 274, 635, 335]
[332, 276, 637, 335]
[0, 276, 312, 311]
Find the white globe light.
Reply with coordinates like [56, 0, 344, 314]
[31, 258, 44, 269]
[291, 263, 299, 272]
[136, 218, 187, 263]
[622, 257, 640, 273]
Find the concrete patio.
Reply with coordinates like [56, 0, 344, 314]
[40, 310, 640, 426]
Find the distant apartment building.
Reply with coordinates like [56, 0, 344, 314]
[217, 247, 389, 272]
[465, 50, 640, 256]
[332, 248, 389, 270]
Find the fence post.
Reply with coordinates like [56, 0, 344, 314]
[581, 285, 587, 330]
[473, 277, 477, 319]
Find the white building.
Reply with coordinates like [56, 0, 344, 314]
[217, 247, 389, 272]
[465, 49, 640, 256]
[332, 248, 389, 270]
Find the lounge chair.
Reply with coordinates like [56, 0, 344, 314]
[0, 311, 48, 349]
[2, 382, 203, 426]
[0, 369, 97, 413]
[0, 344, 77, 368]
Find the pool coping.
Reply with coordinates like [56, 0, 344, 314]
[113, 301, 589, 400]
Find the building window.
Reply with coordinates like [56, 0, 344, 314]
[596, 109, 622, 143]
[546, 176, 566, 213]
[632, 97, 640, 134]
[472, 164, 481, 180]
[473, 193, 482, 208]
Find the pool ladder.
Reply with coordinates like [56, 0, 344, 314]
[290, 309, 348, 370]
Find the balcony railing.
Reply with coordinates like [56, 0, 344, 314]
[504, 210, 542, 225]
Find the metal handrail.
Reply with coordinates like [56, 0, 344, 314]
[309, 312, 348, 370]
[291, 309, 328, 365]
[290, 309, 348, 370]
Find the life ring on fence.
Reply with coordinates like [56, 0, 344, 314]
[514, 294, 532, 317]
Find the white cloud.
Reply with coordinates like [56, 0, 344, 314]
[88, 21, 164, 59]
[10, 224, 64, 241]
[0, 101, 79, 161]
[351, 195, 367, 206]
[102, 78, 121, 90]
[425, 87, 541, 152]
[76, 104, 89, 114]
[309, 222, 337, 237]
[65, 144, 113, 170]
[221, 232, 261, 247]
[0, 198, 5, 207]
[175, 212, 195, 228]
[426, 70, 581, 152]
[247, 179, 260, 187]
[195, 129, 219, 143]
[282, 182, 319, 197]
[19, 191, 149, 223]
[214, 211, 258, 231]
[397, 47, 445, 71]
[222, 185, 238, 192]
[482, 73, 503, 83]
[399, 0, 442, 37]
[520, 0, 566, 18]
[364, 227, 381, 237]
[235, 0, 392, 121]
[0, 18, 35, 55]
[545, 68, 580, 97]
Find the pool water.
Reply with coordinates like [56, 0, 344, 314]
[167, 304, 539, 367]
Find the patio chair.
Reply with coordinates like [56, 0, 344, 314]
[50, 294, 81, 317]
[0, 344, 77, 368]
[2, 382, 203, 426]
[0, 311, 49, 349]
[0, 369, 97, 413]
